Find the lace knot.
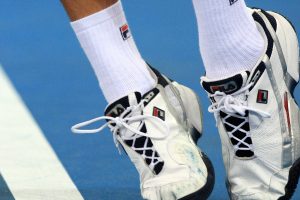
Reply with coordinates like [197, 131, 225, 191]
[208, 83, 271, 118]
[114, 117, 124, 128]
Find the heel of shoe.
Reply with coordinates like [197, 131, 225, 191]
[172, 83, 203, 138]
[179, 153, 215, 200]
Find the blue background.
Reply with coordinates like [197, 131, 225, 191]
[0, 0, 299, 199]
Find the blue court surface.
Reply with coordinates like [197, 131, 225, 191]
[0, 0, 300, 199]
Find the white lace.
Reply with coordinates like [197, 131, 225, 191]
[71, 100, 169, 153]
[208, 83, 271, 152]
[208, 83, 271, 118]
[72, 99, 193, 187]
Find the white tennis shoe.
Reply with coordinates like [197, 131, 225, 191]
[73, 66, 214, 200]
[201, 8, 300, 200]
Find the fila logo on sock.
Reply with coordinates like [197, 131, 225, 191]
[257, 90, 268, 104]
[229, 0, 238, 5]
[120, 24, 131, 40]
[153, 107, 165, 121]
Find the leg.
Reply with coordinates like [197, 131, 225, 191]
[63, 1, 215, 199]
[61, 0, 118, 21]
[61, 0, 155, 103]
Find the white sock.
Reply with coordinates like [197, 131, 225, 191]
[71, 1, 155, 103]
[192, 0, 265, 79]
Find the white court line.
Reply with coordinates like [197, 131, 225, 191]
[0, 66, 84, 200]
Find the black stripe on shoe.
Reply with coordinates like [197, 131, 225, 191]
[252, 10, 275, 58]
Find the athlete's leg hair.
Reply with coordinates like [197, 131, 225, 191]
[61, 0, 118, 21]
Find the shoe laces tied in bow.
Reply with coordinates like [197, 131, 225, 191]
[208, 83, 271, 119]
[71, 100, 169, 153]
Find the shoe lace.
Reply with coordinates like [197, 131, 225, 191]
[208, 83, 271, 118]
[72, 99, 194, 187]
[71, 100, 169, 153]
[208, 83, 271, 152]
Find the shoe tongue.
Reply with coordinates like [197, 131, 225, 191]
[201, 71, 250, 95]
[105, 92, 142, 117]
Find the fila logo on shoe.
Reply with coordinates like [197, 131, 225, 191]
[120, 24, 131, 40]
[153, 107, 165, 121]
[229, 0, 238, 5]
[106, 104, 125, 117]
[210, 81, 238, 93]
[257, 90, 268, 104]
